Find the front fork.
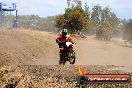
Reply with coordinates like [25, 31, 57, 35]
[59, 48, 64, 59]
[59, 48, 67, 59]
[60, 48, 73, 59]
[59, 48, 64, 54]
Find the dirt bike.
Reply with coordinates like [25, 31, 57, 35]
[59, 41, 76, 65]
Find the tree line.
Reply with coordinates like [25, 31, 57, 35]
[55, 0, 132, 42]
[1, 0, 132, 42]
[1, 14, 57, 32]
[55, 0, 120, 40]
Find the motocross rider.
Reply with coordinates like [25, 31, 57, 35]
[56, 29, 74, 55]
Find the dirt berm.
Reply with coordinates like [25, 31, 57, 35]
[0, 29, 59, 66]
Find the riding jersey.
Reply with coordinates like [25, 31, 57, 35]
[56, 34, 73, 48]
[56, 34, 73, 43]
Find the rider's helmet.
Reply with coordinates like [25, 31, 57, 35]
[62, 29, 67, 39]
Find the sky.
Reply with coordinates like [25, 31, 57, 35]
[0, 0, 132, 19]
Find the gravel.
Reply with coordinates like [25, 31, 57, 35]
[0, 65, 132, 88]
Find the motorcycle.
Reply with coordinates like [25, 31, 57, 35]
[59, 41, 76, 65]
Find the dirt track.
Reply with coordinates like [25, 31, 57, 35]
[75, 38, 132, 66]
[1, 29, 132, 88]
[0, 29, 58, 66]
[0, 29, 132, 66]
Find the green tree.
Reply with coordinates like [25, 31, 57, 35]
[84, 3, 90, 19]
[91, 5, 101, 26]
[123, 19, 132, 41]
[55, 15, 66, 30]
[67, 0, 82, 8]
[91, 5, 119, 40]
[55, 0, 90, 33]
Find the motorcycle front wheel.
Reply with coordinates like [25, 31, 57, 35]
[68, 49, 76, 64]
